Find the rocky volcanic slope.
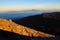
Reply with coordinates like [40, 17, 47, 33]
[14, 12, 60, 36]
[0, 18, 55, 40]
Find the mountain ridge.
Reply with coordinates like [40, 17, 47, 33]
[14, 12, 60, 36]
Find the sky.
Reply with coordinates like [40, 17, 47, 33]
[0, 0, 60, 12]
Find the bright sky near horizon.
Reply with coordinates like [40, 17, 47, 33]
[0, 0, 60, 12]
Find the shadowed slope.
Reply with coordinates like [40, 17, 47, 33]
[14, 12, 60, 36]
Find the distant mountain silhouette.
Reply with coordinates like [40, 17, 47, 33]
[14, 12, 60, 36]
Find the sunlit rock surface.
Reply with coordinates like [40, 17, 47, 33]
[0, 18, 55, 38]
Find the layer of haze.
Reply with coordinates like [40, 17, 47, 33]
[0, 0, 60, 12]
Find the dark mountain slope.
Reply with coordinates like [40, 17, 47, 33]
[14, 12, 60, 35]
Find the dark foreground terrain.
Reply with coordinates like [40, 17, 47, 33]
[0, 29, 60, 40]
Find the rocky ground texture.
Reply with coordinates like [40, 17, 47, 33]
[0, 18, 56, 40]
